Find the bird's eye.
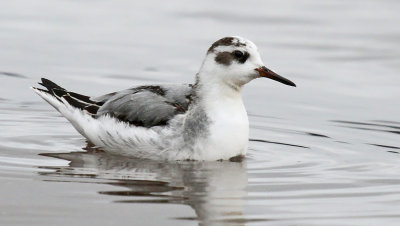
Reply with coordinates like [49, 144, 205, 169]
[233, 50, 244, 58]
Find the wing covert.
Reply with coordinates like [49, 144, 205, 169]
[96, 84, 192, 127]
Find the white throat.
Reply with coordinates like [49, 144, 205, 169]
[192, 72, 249, 160]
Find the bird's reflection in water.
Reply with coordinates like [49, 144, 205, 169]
[39, 144, 248, 225]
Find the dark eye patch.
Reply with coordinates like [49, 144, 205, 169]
[215, 51, 250, 66]
[233, 51, 249, 64]
[215, 52, 234, 66]
[233, 50, 243, 58]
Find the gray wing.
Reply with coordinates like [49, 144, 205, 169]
[34, 78, 192, 128]
[93, 84, 193, 127]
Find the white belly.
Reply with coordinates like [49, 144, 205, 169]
[201, 99, 249, 160]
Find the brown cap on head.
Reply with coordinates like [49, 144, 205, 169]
[208, 37, 246, 53]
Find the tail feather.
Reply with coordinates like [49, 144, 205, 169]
[31, 86, 90, 139]
[39, 78, 66, 92]
[33, 78, 101, 115]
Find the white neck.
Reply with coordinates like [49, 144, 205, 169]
[190, 72, 249, 160]
[196, 76, 242, 104]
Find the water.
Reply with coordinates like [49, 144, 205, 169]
[1, 0, 400, 225]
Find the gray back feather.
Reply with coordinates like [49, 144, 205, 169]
[94, 84, 192, 127]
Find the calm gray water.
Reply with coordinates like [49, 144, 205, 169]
[1, 0, 400, 225]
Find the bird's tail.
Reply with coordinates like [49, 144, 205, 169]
[32, 78, 100, 114]
[32, 78, 104, 139]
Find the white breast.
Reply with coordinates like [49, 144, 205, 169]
[200, 94, 249, 160]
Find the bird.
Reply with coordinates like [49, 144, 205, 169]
[32, 36, 296, 161]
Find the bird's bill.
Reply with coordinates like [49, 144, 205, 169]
[255, 66, 296, 87]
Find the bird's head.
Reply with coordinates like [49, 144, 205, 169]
[198, 36, 296, 91]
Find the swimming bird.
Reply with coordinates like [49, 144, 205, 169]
[32, 36, 296, 161]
